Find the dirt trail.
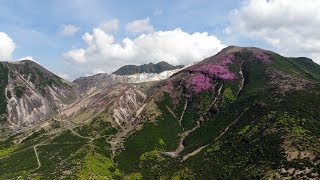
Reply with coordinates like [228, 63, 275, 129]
[237, 61, 245, 97]
[160, 120, 200, 158]
[33, 144, 45, 170]
[166, 106, 177, 119]
[161, 103, 202, 158]
[182, 107, 250, 161]
[53, 117, 94, 141]
[108, 127, 133, 159]
[69, 128, 94, 142]
[179, 100, 188, 126]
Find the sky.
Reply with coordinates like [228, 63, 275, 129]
[0, 0, 319, 80]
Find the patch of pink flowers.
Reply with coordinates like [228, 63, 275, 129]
[252, 50, 271, 63]
[220, 53, 236, 65]
[195, 65, 236, 80]
[191, 73, 213, 93]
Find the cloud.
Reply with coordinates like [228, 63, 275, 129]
[226, 0, 320, 63]
[19, 56, 37, 63]
[0, 32, 16, 60]
[153, 9, 163, 16]
[59, 24, 80, 36]
[98, 19, 119, 32]
[64, 28, 225, 75]
[125, 17, 154, 33]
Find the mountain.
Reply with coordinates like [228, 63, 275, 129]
[1, 46, 320, 179]
[73, 68, 182, 94]
[112, 61, 184, 75]
[0, 60, 78, 134]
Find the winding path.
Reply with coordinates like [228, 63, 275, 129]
[33, 144, 45, 171]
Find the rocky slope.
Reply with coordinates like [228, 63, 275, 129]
[73, 68, 182, 94]
[112, 61, 184, 75]
[1, 46, 320, 179]
[0, 60, 78, 132]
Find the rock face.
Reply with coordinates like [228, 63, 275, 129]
[0, 60, 78, 129]
[58, 83, 151, 129]
[73, 68, 182, 94]
[112, 61, 184, 75]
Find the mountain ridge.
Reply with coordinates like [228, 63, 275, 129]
[112, 61, 184, 75]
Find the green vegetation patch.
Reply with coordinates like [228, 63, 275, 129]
[36, 142, 85, 175]
[0, 148, 38, 179]
[14, 85, 26, 98]
[51, 130, 86, 144]
[75, 150, 123, 179]
[116, 92, 182, 172]
[0, 63, 8, 120]
[74, 117, 117, 138]
[0, 144, 17, 158]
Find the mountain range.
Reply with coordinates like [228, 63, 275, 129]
[0, 46, 320, 179]
[112, 61, 184, 75]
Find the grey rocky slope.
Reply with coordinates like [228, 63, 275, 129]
[0, 60, 78, 133]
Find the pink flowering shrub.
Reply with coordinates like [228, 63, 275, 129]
[191, 73, 213, 93]
[194, 65, 236, 80]
[252, 50, 271, 63]
[220, 54, 235, 65]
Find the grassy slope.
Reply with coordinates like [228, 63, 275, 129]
[116, 93, 183, 172]
[115, 53, 320, 179]
[0, 115, 119, 179]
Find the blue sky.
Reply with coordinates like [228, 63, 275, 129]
[0, 0, 319, 79]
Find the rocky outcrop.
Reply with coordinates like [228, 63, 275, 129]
[1, 60, 78, 129]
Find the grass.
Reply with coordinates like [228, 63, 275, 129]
[14, 85, 26, 98]
[75, 150, 123, 179]
[116, 93, 182, 172]
[0, 144, 17, 157]
[51, 130, 86, 144]
[35, 142, 86, 176]
[0, 148, 38, 178]
[73, 117, 117, 138]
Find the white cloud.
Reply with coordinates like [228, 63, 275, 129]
[227, 0, 320, 63]
[19, 56, 37, 63]
[98, 19, 119, 32]
[64, 28, 225, 75]
[154, 9, 163, 16]
[60, 24, 80, 36]
[0, 32, 16, 60]
[125, 17, 154, 33]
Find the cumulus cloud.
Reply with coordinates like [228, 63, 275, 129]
[60, 24, 80, 36]
[226, 0, 320, 63]
[0, 32, 16, 60]
[98, 19, 119, 32]
[64, 28, 225, 75]
[125, 17, 154, 33]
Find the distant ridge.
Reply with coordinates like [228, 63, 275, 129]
[112, 61, 184, 75]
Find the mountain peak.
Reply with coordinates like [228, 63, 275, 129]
[112, 61, 184, 75]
